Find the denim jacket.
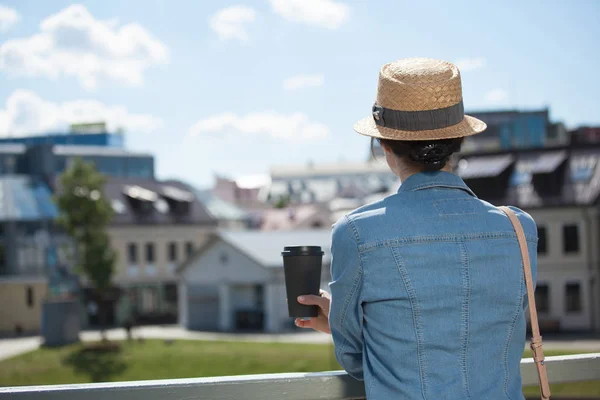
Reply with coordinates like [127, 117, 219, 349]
[329, 171, 537, 400]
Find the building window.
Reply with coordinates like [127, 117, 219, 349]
[185, 242, 194, 257]
[537, 226, 547, 255]
[26, 286, 34, 308]
[127, 243, 138, 263]
[146, 243, 155, 263]
[535, 284, 550, 313]
[565, 282, 582, 313]
[168, 242, 177, 262]
[563, 225, 580, 253]
[220, 252, 228, 264]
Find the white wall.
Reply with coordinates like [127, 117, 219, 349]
[528, 207, 597, 331]
[219, 284, 231, 331]
[178, 282, 188, 327]
[181, 240, 272, 331]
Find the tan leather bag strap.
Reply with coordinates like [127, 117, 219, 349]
[499, 206, 551, 399]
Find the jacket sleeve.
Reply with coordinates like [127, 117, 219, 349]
[328, 216, 364, 381]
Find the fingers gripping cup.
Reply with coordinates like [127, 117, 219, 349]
[282, 246, 324, 319]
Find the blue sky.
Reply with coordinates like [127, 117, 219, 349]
[0, 0, 598, 188]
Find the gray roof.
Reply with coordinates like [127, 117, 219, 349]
[460, 144, 600, 208]
[102, 177, 216, 226]
[458, 154, 514, 179]
[0, 175, 58, 221]
[193, 189, 249, 221]
[220, 229, 332, 267]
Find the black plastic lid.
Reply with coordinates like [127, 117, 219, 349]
[282, 246, 324, 257]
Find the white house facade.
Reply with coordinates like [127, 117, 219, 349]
[178, 230, 332, 333]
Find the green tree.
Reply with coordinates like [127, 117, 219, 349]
[54, 158, 117, 339]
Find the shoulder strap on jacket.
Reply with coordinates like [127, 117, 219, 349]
[498, 206, 551, 399]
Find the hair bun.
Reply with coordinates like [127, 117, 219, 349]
[408, 142, 454, 167]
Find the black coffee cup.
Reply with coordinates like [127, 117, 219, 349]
[282, 246, 324, 318]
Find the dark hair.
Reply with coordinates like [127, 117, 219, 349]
[372, 137, 463, 171]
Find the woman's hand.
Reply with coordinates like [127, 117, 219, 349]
[294, 290, 331, 334]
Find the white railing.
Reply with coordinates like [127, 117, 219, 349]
[1, 353, 599, 399]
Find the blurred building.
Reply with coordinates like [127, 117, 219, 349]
[246, 204, 331, 231]
[461, 109, 552, 152]
[213, 175, 267, 206]
[0, 126, 217, 333]
[100, 178, 216, 326]
[569, 126, 600, 145]
[263, 161, 397, 206]
[177, 230, 332, 332]
[0, 176, 75, 335]
[370, 108, 568, 159]
[0, 143, 153, 185]
[456, 142, 600, 332]
[181, 142, 600, 334]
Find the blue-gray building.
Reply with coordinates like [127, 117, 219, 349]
[0, 132, 124, 148]
[0, 142, 154, 183]
[0, 130, 157, 335]
[369, 108, 566, 160]
[466, 109, 550, 151]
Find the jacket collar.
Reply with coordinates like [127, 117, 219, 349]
[397, 171, 477, 197]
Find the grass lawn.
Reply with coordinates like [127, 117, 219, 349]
[0, 340, 598, 397]
[0, 339, 340, 386]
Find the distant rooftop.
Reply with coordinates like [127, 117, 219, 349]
[101, 177, 216, 226]
[0, 131, 125, 148]
[220, 229, 332, 267]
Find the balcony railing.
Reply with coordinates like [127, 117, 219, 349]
[1, 353, 599, 399]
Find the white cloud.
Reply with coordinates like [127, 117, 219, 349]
[0, 89, 163, 136]
[283, 73, 324, 90]
[485, 89, 508, 103]
[0, 4, 168, 89]
[455, 57, 486, 72]
[269, 0, 349, 29]
[188, 111, 329, 141]
[0, 5, 19, 32]
[209, 6, 256, 42]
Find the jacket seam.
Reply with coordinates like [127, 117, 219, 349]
[401, 181, 477, 197]
[358, 232, 537, 253]
[459, 240, 472, 399]
[503, 256, 525, 400]
[338, 216, 364, 328]
[391, 247, 428, 400]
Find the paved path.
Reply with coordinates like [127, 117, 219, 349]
[0, 326, 332, 361]
[80, 325, 333, 344]
[0, 337, 42, 362]
[2, 325, 600, 362]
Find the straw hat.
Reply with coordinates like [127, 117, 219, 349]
[354, 58, 486, 141]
